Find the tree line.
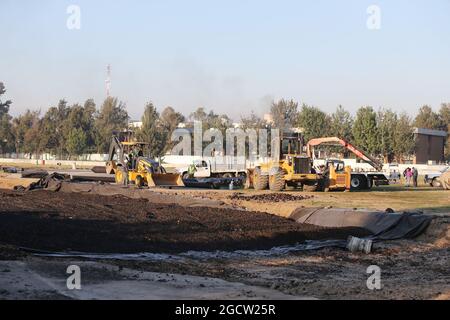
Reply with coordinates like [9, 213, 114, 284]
[0, 82, 449, 161]
[267, 99, 449, 162]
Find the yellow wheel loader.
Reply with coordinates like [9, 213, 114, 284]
[106, 134, 184, 188]
[246, 131, 350, 192]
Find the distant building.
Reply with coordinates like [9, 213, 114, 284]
[263, 113, 273, 124]
[413, 128, 447, 164]
[129, 120, 142, 129]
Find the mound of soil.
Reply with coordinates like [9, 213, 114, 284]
[229, 192, 314, 203]
[0, 190, 368, 254]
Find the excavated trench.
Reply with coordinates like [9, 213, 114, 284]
[0, 189, 369, 256]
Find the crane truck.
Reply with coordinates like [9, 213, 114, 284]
[306, 137, 390, 190]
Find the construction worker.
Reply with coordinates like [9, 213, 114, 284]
[412, 167, 419, 187]
[127, 152, 134, 170]
[187, 162, 197, 178]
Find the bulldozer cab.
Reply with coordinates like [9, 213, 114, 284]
[281, 131, 303, 157]
[280, 131, 313, 175]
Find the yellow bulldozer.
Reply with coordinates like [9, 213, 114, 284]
[106, 133, 184, 188]
[246, 131, 351, 192]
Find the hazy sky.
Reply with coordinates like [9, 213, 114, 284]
[1, 0, 449, 120]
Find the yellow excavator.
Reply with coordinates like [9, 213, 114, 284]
[106, 133, 184, 188]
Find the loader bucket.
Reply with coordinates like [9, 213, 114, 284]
[146, 173, 185, 187]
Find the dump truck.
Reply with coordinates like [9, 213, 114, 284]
[106, 133, 184, 188]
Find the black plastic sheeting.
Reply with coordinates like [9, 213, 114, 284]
[14, 173, 70, 192]
[289, 207, 433, 241]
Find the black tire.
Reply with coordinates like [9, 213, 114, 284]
[253, 167, 269, 190]
[431, 178, 441, 188]
[269, 167, 285, 192]
[366, 177, 373, 189]
[222, 173, 234, 178]
[135, 175, 144, 187]
[211, 183, 221, 189]
[182, 172, 191, 180]
[323, 178, 330, 192]
[350, 175, 364, 190]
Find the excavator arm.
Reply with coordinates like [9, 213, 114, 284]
[306, 137, 384, 171]
[106, 135, 126, 174]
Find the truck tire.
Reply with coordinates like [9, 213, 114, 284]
[182, 172, 191, 180]
[350, 175, 365, 190]
[432, 178, 441, 188]
[135, 175, 144, 188]
[269, 167, 285, 192]
[366, 177, 373, 189]
[222, 173, 234, 178]
[253, 167, 269, 190]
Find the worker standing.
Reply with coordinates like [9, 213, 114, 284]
[412, 167, 419, 187]
[404, 168, 413, 187]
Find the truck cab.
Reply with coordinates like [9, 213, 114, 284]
[182, 160, 212, 179]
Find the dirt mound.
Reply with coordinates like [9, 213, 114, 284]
[229, 192, 314, 203]
[417, 216, 450, 247]
[0, 190, 368, 254]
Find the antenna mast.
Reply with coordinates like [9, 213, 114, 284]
[105, 64, 111, 97]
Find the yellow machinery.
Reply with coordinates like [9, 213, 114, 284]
[246, 131, 351, 192]
[106, 134, 184, 188]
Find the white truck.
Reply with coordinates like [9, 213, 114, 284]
[178, 158, 247, 179]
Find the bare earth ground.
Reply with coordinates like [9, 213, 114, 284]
[0, 184, 449, 300]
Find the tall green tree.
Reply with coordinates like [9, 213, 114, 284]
[270, 99, 298, 134]
[297, 104, 330, 142]
[329, 105, 353, 141]
[63, 100, 96, 154]
[352, 106, 379, 154]
[39, 100, 70, 157]
[0, 113, 14, 154]
[440, 103, 450, 160]
[0, 82, 12, 117]
[160, 106, 185, 153]
[189, 107, 208, 122]
[189, 107, 231, 132]
[12, 110, 42, 157]
[414, 105, 444, 130]
[0, 82, 14, 154]
[377, 109, 397, 162]
[160, 106, 185, 134]
[240, 111, 266, 131]
[94, 97, 128, 153]
[66, 128, 88, 157]
[393, 113, 415, 162]
[136, 102, 166, 158]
